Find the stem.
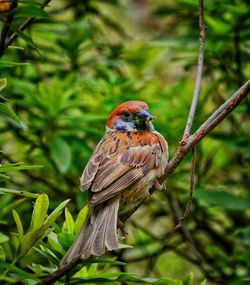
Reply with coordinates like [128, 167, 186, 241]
[0, 0, 18, 57]
[2, 0, 52, 54]
[174, 148, 196, 230]
[162, 79, 250, 180]
[183, 0, 206, 138]
[37, 257, 81, 285]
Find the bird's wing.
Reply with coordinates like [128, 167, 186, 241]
[80, 131, 167, 206]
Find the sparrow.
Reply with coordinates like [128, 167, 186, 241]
[61, 100, 168, 265]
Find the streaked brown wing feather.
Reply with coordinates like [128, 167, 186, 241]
[80, 131, 165, 206]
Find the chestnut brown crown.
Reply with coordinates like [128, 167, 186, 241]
[106, 101, 154, 132]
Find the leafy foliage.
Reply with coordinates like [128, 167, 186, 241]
[0, 0, 249, 284]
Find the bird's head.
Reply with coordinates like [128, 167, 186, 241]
[106, 101, 154, 132]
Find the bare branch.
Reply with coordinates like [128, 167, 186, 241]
[0, 0, 18, 57]
[183, 0, 206, 138]
[162, 79, 250, 180]
[2, 0, 51, 54]
[37, 257, 81, 285]
[176, 0, 205, 229]
[174, 148, 196, 230]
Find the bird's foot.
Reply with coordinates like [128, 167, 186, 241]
[117, 218, 127, 236]
[154, 178, 163, 191]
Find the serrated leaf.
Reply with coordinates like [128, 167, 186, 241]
[12, 210, 24, 242]
[20, 227, 54, 257]
[50, 136, 72, 173]
[65, 208, 75, 234]
[16, 200, 69, 258]
[75, 206, 88, 235]
[30, 193, 49, 231]
[0, 78, 7, 92]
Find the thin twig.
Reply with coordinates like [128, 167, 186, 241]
[174, 148, 196, 230]
[0, 0, 18, 57]
[175, 0, 205, 229]
[162, 79, 250, 179]
[3, 0, 51, 53]
[183, 0, 206, 139]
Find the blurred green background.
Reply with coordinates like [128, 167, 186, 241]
[0, 0, 249, 284]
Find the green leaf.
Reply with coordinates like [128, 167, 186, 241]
[12, 210, 24, 241]
[0, 102, 21, 124]
[44, 199, 70, 226]
[75, 206, 88, 235]
[0, 78, 7, 92]
[0, 173, 9, 182]
[206, 16, 231, 35]
[34, 244, 60, 265]
[0, 163, 43, 173]
[228, 279, 250, 285]
[0, 198, 27, 220]
[86, 257, 126, 266]
[50, 136, 72, 173]
[0, 245, 6, 261]
[70, 272, 180, 284]
[0, 232, 9, 243]
[30, 194, 49, 231]
[57, 232, 75, 251]
[65, 208, 75, 235]
[194, 189, 250, 211]
[182, 273, 193, 285]
[0, 262, 31, 277]
[0, 187, 39, 199]
[47, 232, 64, 254]
[16, 200, 69, 257]
[14, 5, 48, 18]
[20, 227, 53, 257]
[10, 26, 39, 52]
[234, 227, 250, 246]
[0, 60, 30, 67]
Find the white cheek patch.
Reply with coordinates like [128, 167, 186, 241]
[114, 119, 137, 131]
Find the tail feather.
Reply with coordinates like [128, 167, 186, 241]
[60, 197, 119, 266]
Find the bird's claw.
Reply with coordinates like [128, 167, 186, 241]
[154, 178, 163, 191]
[117, 218, 128, 236]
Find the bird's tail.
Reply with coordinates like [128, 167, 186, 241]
[60, 197, 119, 266]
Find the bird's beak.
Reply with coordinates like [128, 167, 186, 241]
[139, 109, 153, 123]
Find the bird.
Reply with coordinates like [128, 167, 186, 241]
[61, 100, 168, 266]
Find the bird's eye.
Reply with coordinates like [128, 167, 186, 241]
[123, 111, 130, 118]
